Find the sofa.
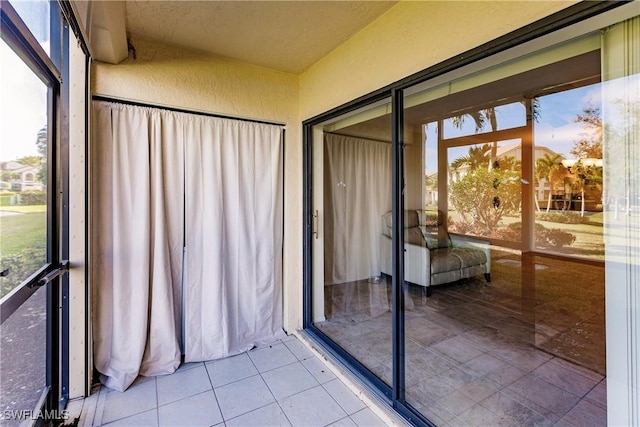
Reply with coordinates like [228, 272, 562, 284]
[380, 210, 491, 295]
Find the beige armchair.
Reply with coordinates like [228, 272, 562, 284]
[379, 210, 491, 296]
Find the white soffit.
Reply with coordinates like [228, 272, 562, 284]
[123, 0, 397, 74]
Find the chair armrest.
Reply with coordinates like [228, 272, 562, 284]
[379, 234, 430, 287]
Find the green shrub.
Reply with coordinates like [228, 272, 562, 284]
[19, 191, 47, 205]
[536, 211, 592, 225]
[493, 222, 576, 248]
[0, 244, 46, 298]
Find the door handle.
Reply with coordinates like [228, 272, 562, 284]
[30, 261, 69, 288]
[313, 210, 319, 240]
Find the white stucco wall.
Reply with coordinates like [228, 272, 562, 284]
[91, 36, 303, 332]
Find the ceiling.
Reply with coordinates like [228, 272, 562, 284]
[123, 1, 398, 74]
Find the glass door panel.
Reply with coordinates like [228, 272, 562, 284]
[0, 287, 47, 425]
[0, 17, 57, 422]
[0, 38, 48, 296]
[311, 100, 393, 385]
[401, 42, 606, 426]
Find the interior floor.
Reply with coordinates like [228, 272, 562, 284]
[317, 250, 606, 426]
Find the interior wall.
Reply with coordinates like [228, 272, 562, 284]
[91, 36, 302, 332]
[299, 0, 576, 120]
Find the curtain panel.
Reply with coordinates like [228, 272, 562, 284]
[92, 101, 284, 391]
[323, 133, 391, 284]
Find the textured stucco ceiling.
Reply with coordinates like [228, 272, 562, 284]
[124, 1, 397, 74]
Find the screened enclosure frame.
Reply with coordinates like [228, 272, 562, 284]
[302, 2, 631, 426]
[0, 0, 71, 414]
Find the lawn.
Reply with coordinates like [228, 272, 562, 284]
[0, 210, 47, 298]
[0, 211, 46, 256]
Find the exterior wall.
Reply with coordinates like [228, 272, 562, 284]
[299, 0, 576, 120]
[91, 36, 303, 331]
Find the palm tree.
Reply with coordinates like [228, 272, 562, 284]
[451, 110, 497, 170]
[536, 153, 564, 213]
[450, 99, 540, 171]
[449, 143, 492, 178]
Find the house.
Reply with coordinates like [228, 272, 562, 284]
[1, 1, 638, 427]
[0, 161, 43, 192]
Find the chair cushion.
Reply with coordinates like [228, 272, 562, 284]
[451, 248, 487, 268]
[430, 248, 462, 274]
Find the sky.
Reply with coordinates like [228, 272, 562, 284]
[424, 83, 603, 175]
[0, 0, 50, 163]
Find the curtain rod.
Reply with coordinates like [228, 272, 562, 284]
[325, 131, 391, 144]
[92, 95, 286, 127]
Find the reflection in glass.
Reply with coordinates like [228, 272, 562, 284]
[0, 39, 48, 297]
[401, 37, 607, 426]
[312, 105, 393, 385]
[443, 101, 527, 139]
[533, 85, 604, 260]
[0, 286, 47, 425]
[448, 140, 523, 243]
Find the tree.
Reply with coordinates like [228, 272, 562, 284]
[571, 102, 602, 159]
[536, 153, 565, 213]
[35, 125, 47, 184]
[571, 102, 603, 217]
[16, 155, 42, 167]
[450, 99, 540, 171]
[449, 166, 521, 236]
[451, 110, 497, 170]
[449, 143, 491, 178]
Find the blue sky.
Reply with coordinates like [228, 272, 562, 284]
[0, 1, 50, 162]
[424, 84, 602, 174]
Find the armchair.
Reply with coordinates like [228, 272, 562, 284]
[379, 210, 491, 296]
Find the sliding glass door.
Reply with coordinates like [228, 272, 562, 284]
[309, 99, 394, 390]
[304, 6, 638, 427]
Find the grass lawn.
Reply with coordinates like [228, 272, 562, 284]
[0, 211, 46, 256]
[0, 212, 47, 297]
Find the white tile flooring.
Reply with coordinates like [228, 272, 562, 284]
[68, 335, 399, 427]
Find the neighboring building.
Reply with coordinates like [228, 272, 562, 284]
[0, 161, 43, 192]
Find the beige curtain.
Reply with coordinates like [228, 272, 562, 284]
[92, 101, 284, 391]
[183, 117, 284, 362]
[92, 102, 184, 391]
[323, 134, 391, 284]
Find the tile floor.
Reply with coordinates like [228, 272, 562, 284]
[68, 335, 396, 427]
[317, 254, 608, 427]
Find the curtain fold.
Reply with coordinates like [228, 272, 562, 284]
[323, 134, 391, 284]
[92, 101, 284, 390]
[184, 117, 284, 362]
[92, 102, 183, 391]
